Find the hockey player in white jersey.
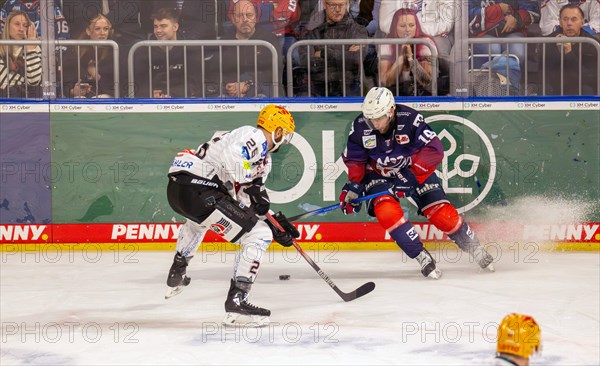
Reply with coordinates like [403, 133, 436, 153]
[164, 104, 299, 326]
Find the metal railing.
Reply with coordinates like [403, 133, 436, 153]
[55, 40, 120, 98]
[128, 40, 280, 98]
[288, 38, 439, 97]
[4, 37, 599, 100]
[468, 37, 600, 96]
[0, 40, 43, 98]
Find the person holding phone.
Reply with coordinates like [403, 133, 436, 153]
[63, 14, 116, 98]
[0, 10, 42, 98]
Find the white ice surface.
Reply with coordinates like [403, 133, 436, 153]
[1, 248, 599, 365]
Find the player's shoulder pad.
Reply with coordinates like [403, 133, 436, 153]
[351, 114, 374, 135]
[236, 125, 269, 161]
[394, 104, 424, 129]
[394, 103, 420, 120]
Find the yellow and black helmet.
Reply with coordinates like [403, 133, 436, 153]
[497, 313, 542, 359]
[257, 104, 295, 150]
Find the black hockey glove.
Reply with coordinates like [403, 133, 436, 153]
[266, 211, 300, 247]
[244, 180, 270, 216]
[339, 181, 365, 215]
[392, 167, 419, 198]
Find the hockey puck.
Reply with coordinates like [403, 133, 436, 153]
[279, 274, 290, 280]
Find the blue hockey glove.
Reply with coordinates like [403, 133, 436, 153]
[392, 168, 419, 198]
[339, 181, 365, 215]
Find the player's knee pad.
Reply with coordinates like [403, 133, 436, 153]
[373, 195, 407, 231]
[423, 203, 463, 234]
[234, 221, 271, 282]
[374, 195, 423, 258]
[176, 220, 207, 257]
[239, 220, 272, 252]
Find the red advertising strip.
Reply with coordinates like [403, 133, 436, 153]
[1, 222, 599, 244]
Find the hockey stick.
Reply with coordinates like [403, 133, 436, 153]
[266, 212, 376, 302]
[288, 190, 390, 222]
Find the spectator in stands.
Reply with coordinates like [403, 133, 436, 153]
[350, 0, 381, 88]
[225, 0, 300, 96]
[0, 10, 42, 98]
[62, 14, 116, 98]
[379, 8, 437, 96]
[62, 0, 144, 97]
[299, 0, 369, 96]
[219, 0, 282, 98]
[351, 0, 381, 38]
[141, 1, 218, 40]
[134, 7, 210, 98]
[227, 0, 300, 39]
[468, 0, 540, 69]
[63, 0, 143, 49]
[542, 3, 600, 95]
[539, 0, 599, 36]
[379, 0, 454, 85]
[1, 0, 70, 40]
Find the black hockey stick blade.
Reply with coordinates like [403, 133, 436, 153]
[336, 281, 376, 302]
[266, 213, 376, 302]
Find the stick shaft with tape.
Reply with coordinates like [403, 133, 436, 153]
[288, 190, 389, 222]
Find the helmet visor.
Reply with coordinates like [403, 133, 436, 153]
[271, 130, 294, 152]
[364, 114, 390, 131]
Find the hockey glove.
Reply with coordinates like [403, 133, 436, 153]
[339, 181, 365, 215]
[244, 180, 270, 216]
[392, 168, 419, 198]
[266, 211, 300, 247]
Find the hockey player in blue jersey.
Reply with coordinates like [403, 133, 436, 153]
[339, 87, 495, 279]
[1, 0, 70, 39]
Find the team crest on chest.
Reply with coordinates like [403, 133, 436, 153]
[395, 134, 410, 144]
[362, 135, 377, 149]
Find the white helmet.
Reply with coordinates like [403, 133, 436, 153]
[361, 87, 395, 121]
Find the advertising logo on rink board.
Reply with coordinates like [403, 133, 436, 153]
[425, 115, 496, 214]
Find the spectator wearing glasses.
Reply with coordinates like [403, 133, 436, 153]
[219, 0, 282, 98]
[0, 10, 42, 98]
[226, 0, 301, 96]
[299, 0, 369, 96]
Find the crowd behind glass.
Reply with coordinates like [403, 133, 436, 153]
[1, 0, 599, 99]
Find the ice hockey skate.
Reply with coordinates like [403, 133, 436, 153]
[472, 245, 495, 272]
[165, 252, 191, 299]
[223, 279, 270, 327]
[448, 223, 495, 273]
[416, 249, 442, 279]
